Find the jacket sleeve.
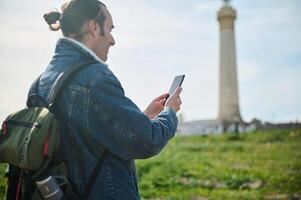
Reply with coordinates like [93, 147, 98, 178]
[88, 71, 178, 160]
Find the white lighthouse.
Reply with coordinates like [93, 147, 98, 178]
[217, 0, 242, 123]
[178, 0, 252, 134]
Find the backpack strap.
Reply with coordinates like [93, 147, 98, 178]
[28, 59, 108, 199]
[82, 150, 108, 198]
[46, 60, 96, 109]
[27, 74, 47, 107]
[45, 60, 109, 199]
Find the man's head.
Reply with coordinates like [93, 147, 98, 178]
[44, 0, 115, 62]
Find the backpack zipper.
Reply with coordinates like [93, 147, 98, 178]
[5, 119, 41, 129]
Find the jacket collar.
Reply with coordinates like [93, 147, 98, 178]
[56, 37, 108, 67]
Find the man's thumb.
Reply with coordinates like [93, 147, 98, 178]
[174, 87, 182, 96]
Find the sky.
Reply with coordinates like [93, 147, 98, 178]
[0, 0, 300, 123]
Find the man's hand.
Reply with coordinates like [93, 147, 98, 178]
[165, 87, 182, 113]
[144, 93, 169, 119]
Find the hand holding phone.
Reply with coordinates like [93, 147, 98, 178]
[168, 75, 185, 96]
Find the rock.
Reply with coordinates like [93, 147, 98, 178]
[248, 180, 263, 189]
[213, 182, 227, 189]
[240, 180, 263, 190]
[293, 193, 301, 200]
[264, 194, 289, 200]
[192, 197, 209, 200]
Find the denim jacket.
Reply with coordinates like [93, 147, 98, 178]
[36, 38, 178, 200]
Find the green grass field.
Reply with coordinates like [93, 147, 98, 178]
[1, 129, 301, 199]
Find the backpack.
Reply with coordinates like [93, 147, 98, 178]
[0, 60, 107, 200]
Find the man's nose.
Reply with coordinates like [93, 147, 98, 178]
[110, 35, 115, 46]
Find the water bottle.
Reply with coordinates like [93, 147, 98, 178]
[36, 176, 64, 200]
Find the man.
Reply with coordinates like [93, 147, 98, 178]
[41, 0, 182, 199]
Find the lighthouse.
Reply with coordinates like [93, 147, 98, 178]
[217, 0, 242, 123]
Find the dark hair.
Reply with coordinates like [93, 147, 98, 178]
[43, 0, 106, 40]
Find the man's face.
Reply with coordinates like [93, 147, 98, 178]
[95, 7, 115, 62]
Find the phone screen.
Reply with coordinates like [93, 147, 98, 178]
[168, 75, 185, 96]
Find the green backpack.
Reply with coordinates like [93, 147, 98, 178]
[0, 60, 106, 200]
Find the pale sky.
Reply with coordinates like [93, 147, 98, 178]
[0, 0, 300, 123]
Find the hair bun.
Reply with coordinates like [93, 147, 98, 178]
[43, 11, 61, 31]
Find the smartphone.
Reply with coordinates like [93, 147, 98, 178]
[168, 75, 185, 96]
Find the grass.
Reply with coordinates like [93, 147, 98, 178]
[135, 129, 301, 199]
[0, 164, 6, 199]
[1, 129, 301, 199]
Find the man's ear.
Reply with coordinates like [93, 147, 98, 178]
[87, 20, 99, 38]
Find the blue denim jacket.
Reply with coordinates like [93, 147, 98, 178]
[36, 38, 178, 199]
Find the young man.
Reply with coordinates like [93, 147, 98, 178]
[41, 0, 182, 199]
